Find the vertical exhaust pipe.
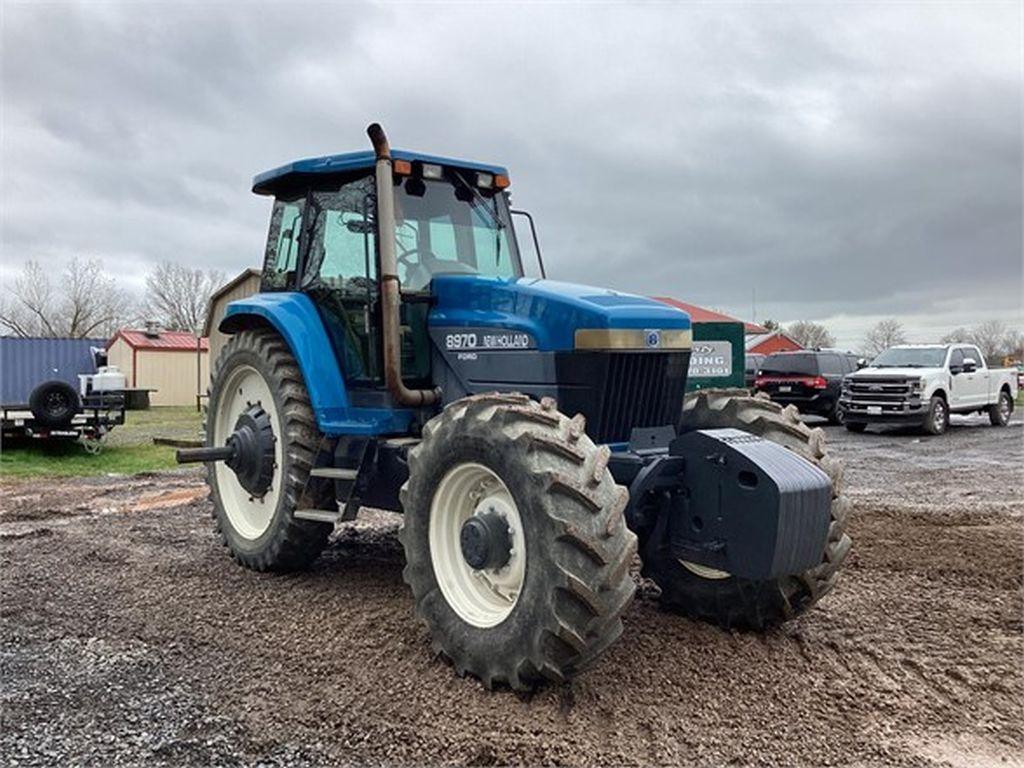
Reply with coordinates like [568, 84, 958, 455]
[367, 123, 441, 408]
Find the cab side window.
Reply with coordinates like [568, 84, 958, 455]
[262, 197, 305, 291]
[949, 348, 965, 371]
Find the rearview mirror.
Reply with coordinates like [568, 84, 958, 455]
[856, 358, 867, 369]
[962, 358, 977, 373]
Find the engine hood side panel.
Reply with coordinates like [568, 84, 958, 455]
[428, 275, 691, 352]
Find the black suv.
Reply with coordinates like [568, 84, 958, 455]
[754, 350, 861, 423]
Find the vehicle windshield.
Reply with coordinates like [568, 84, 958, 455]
[760, 353, 818, 376]
[394, 173, 522, 291]
[869, 347, 948, 368]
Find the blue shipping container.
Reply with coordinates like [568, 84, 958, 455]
[1, 337, 105, 406]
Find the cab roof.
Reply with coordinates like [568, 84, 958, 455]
[252, 149, 509, 196]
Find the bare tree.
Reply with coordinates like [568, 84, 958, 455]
[941, 321, 1019, 364]
[0, 258, 135, 339]
[144, 262, 225, 334]
[939, 327, 972, 344]
[862, 318, 907, 357]
[761, 318, 780, 332]
[968, 319, 1011, 363]
[786, 320, 835, 349]
[1004, 329, 1024, 361]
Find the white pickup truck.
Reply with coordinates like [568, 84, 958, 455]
[839, 344, 1018, 434]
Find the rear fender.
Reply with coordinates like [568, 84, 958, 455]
[220, 292, 415, 436]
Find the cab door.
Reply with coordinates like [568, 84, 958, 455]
[949, 346, 986, 409]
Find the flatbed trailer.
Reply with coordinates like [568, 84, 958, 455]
[2, 394, 126, 452]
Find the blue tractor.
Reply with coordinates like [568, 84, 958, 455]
[178, 124, 851, 689]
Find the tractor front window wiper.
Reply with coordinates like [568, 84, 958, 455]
[451, 170, 504, 232]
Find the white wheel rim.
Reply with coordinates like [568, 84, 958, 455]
[680, 560, 732, 580]
[213, 365, 282, 540]
[429, 462, 525, 628]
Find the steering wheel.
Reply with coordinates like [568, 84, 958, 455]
[396, 246, 441, 272]
[395, 246, 441, 291]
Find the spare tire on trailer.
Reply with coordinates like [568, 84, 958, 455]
[641, 390, 852, 630]
[29, 380, 81, 427]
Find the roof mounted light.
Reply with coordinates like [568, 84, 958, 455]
[421, 163, 443, 180]
[476, 172, 494, 189]
[393, 159, 412, 176]
[495, 174, 510, 189]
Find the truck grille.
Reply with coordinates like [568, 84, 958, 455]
[842, 377, 918, 412]
[591, 352, 688, 443]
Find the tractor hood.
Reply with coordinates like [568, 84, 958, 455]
[428, 275, 691, 352]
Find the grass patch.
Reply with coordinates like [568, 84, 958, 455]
[2, 406, 203, 479]
[1, 442, 180, 479]
[106, 406, 203, 448]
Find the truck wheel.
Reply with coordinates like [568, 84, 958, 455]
[844, 421, 868, 433]
[988, 390, 1013, 427]
[642, 390, 852, 630]
[399, 393, 637, 690]
[827, 399, 844, 425]
[206, 329, 334, 571]
[924, 395, 949, 435]
[29, 380, 81, 427]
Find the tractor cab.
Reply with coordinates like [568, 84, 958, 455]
[253, 150, 522, 393]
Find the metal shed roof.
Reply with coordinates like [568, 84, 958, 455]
[1, 336, 104, 406]
[252, 149, 509, 195]
[109, 330, 209, 351]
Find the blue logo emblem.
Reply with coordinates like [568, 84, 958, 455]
[644, 330, 661, 349]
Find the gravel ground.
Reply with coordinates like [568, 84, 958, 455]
[2, 413, 1022, 767]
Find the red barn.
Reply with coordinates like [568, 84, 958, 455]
[745, 330, 803, 355]
[653, 297, 768, 335]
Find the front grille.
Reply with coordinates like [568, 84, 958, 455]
[591, 352, 688, 443]
[843, 377, 919, 412]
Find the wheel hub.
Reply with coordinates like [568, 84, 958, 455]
[224, 405, 276, 497]
[460, 511, 512, 571]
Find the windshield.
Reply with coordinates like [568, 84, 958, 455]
[394, 173, 522, 291]
[760, 353, 819, 376]
[869, 347, 948, 368]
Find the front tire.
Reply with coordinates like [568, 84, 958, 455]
[642, 390, 852, 630]
[400, 393, 637, 690]
[924, 395, 949, 435]
[844, 421, 868, 433]
[989, 390, 1013, 427]
[206, 329, 334, 571]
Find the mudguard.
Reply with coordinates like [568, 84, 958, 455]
[220, 292, 416, 436]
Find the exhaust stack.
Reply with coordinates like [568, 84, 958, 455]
[367, 123, 441, 408]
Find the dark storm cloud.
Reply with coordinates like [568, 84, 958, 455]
[1, 2, 1020, 345]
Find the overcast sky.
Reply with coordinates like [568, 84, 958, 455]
[2, 2, 1020, 348]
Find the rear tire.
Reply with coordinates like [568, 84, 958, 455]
[989, 390, 1013, 427]
[206, 329, 334, 572]
[400, 393, 637, 690]
[923, 395, 949, 435]
[642, 390, 852, 630]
